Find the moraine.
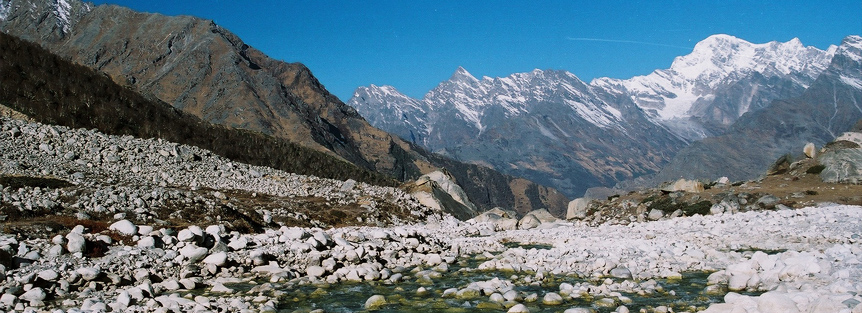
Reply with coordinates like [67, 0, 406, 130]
[0, 116, 860, 312]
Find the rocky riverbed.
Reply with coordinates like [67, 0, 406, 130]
[0, 117, 861, 313]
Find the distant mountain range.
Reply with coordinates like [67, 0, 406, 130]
[349, 34, 862, 197]
[0, 0, 569, 216]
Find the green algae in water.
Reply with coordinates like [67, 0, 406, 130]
[267, 259, 764, 313]
[728, 247, 788, 255]
[501, 241, 554, 250]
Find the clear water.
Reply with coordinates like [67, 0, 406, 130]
[267, 252, 762, 313]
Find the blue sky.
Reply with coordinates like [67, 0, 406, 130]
[91, 1, 860, 102]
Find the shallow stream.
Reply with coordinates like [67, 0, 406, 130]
[263, 244, 764, 312]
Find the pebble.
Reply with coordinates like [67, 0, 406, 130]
[306, 266, 326, 278]
[37, 269, 59, 281]
[76, 267, 101, 281]
[180, 245, 208, 262]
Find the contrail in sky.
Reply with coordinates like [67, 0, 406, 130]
[567, 37, 692, 50]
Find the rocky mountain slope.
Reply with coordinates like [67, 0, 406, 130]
[350, 35, 839, 197]
[0, 0, 568, 215]
[0, 31, 397, 188]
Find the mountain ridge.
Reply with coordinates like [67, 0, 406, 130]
[350, 35, 849, 197]
[594, 34, 836, 140]
[351, 66, 687, 197]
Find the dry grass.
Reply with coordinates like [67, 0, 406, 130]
[606, 156, 862, 221]
[0, 175, 73, 190]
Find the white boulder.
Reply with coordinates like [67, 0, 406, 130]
[109, 220, 138, 236]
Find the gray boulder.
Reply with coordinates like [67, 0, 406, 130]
[472, 212, 503, 224]
[496, 218, 519, 231]
[820, 148, 862, 183]
[661, 178, 704, 193]
[756, 195, 781, 209]
[710, 200, 739, 215]
[647, 209, 664, 221]
[66, 232, 86, 254]
[610, 266, 632, 279]
[566, 198, 590, 220]
[485, 207, 517, 219]
[408, 170, 479, 220]
[364, 295, 386, 310]
[518, 214, 541, 230]
[20, 287, 46, 302]
[526, 209, 558, 223]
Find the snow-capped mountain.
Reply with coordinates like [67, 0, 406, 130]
[593, 34, 836, 140]
[352, 84, 429, 145]
[645, 35, 862, 186]
[350, 67, 686, 197]
[350, 35, 850, 197]
[426, 67, 625, 131]
[352, 67, 628, 152]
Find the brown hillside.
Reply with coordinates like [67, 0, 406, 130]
[0, 0, 569, 215]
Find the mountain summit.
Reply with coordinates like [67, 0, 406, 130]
[593, 34, 836, 140]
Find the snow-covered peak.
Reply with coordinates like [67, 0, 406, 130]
[353, 84, 411, 100]
[421, 67, 624, 131]
[837, 35, 862, 64]
[349, 85, 428, 124]
[350, 84, 425, 115]
[595, 35, 836, 121]
[449, 66, 479, 84]
[669, 34, 833, 83]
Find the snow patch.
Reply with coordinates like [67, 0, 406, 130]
[564, 99, 622, 129]
[546, 118, 571, 138]
[453, 101, 484, 132]
[0, 0, 10, 20]
[840, 76, 862, 89]
[533, 117, 559, 141]
[55, 0, 72, 33]
[659, 118, 712, 142]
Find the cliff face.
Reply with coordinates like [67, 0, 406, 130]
[0, 0, 568, 215]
